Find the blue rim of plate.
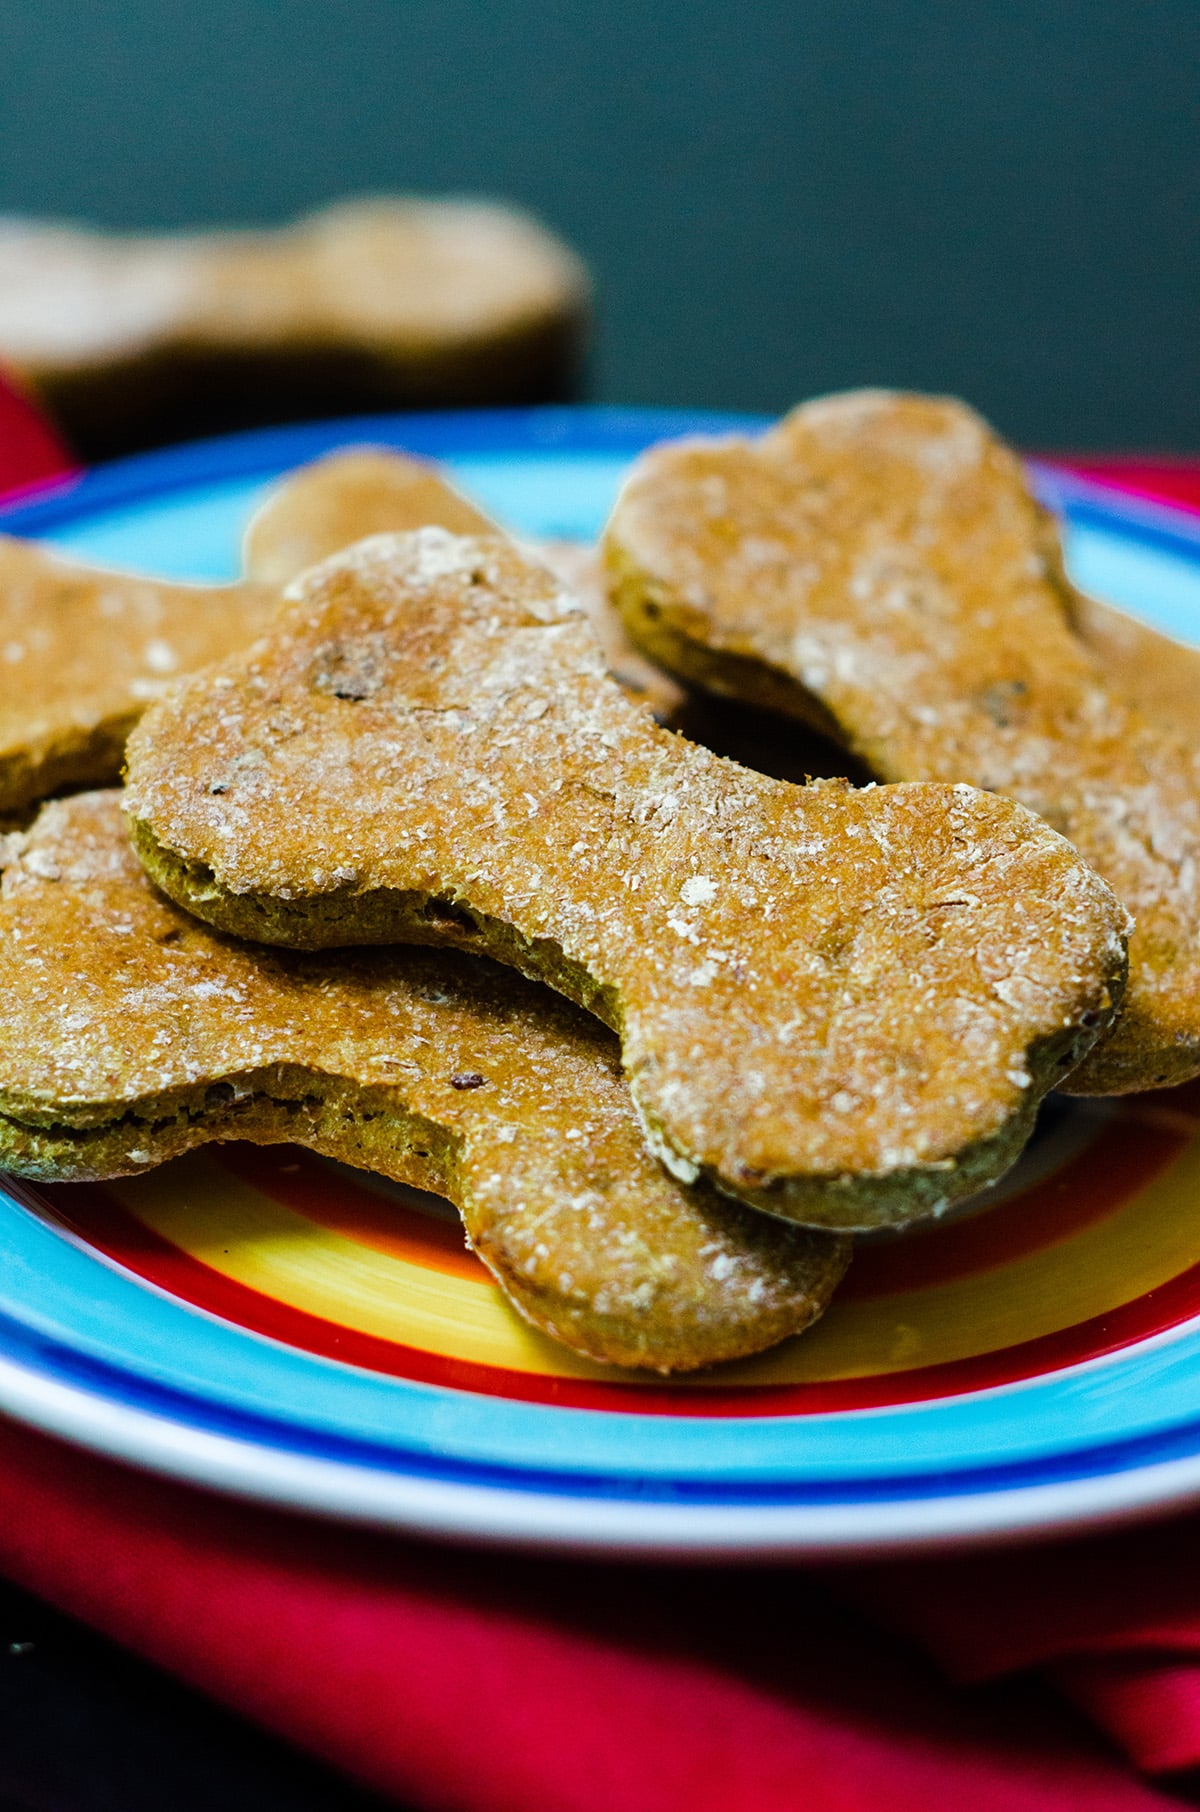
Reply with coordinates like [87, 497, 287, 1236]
[4, 405, 1200, 1555]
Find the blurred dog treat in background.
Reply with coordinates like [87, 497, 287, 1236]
[0, 197, 590, 458]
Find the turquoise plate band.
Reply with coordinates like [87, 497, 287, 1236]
[2, 408, 1199, 1523]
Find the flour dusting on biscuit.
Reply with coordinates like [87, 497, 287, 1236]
[124, 531, 1128, 1230]
[604, 390, 1200, 1093]
[0, 791, 848, 1373]
[0, 536, 276, 814]
[245, 446, 685, 721]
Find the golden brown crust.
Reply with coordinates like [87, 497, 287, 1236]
[0, 201, 590, 457]
[0, 791, 848, 1373]
[603, 390, 1200, 1094]
[243, 448, 499, 584]
[0, 536, 277, 813]
[124, 529, 1127, 1229]
[531, 539, 687, 724]
[244, 449, 685, 723]
[1069, 589, 1200, 742]
[0, 448, 672, 824]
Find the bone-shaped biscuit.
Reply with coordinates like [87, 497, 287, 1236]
[0, 791, 847, 1372]
[0, 199, 589, 458]
[0, 450, 675, 820]
[123, 529, 1128, 1230]
[243, 446, 1200, 747]
[0, 536, 277, 815]
[603, 391, 1200, 1095]
[243, 447, 686, 723]
[247, 446, 1200, 747]
[1069, 588, 1200, 743]
[243, 447, 498, 582]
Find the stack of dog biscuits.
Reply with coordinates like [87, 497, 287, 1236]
[0, 791, 849, 1372]
[5, 391, 1192, 1373]
[604, 391, 1200, 1093]
[0, 448, 679, 832]
[122, 529, 1128, 1231]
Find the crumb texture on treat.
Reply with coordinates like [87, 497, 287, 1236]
[603, 389, 1200, 1094]
[1067, 588, 1200, 744]
[243, 448, 498, 586]
[0, 535, 278, 812]
[245, 448, 685, 723]
[0, 790, 847, 1373]
[124, 530, 1128, 1228]
[0, 443, 676, 828]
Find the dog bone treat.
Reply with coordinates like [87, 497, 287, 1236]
[1069, 588, 1200, 744]
[0, 536, 277, 815]
[249, 445, 1198, 746]
[124, 530, 1127, 1230]
[604, 390, 1200, 1095]
[533, 538, 687, 724]
[0, 199, 590, 458]
[0, 449, 673, 822]
[0, 791, 848, 1372]
[243, 447, 497, 582]
[244, 447, 685, 722]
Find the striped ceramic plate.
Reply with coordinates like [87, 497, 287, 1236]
[2, 407, 1199, 1555]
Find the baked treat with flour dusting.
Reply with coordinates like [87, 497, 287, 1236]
[244, 446, 685, 722]
[0, 536, 276, 816]
[1068, 588, 1200, 744]
[603, 390, 1200, 1094]
[0, 199, 589, 458]
[244, 447, 1200, 748]
[0, 790, 847, 1372]
[0, 444, 672, 823]
[243, 447, 498, 583]
[124, 529, 1128, 1230]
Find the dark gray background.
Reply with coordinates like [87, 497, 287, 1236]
[0, 0, 1197, 447]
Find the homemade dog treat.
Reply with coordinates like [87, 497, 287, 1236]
[0, 199, 589, 458]
[0, 536, 277, 815]
[1069, 589, 1200, 744]
[243, 447, 498, 583]
[124, 530, 1128, 1231]
[0, 447, 674, 820]
[246, 447, 1200, 744]
[0, 791, 848, 1373]
[244, 447, 685, 722]
[604, 390, 1200, 1095]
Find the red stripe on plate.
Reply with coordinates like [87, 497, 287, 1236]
[32, 1177, 1200, 1417]
[214, 1144, 487, 1282]
[843, 1099, 1191, 1300]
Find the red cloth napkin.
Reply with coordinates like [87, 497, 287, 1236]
[2, 372, 1199, 1809]
[0, 1417, 1184, 1812]
[846, 1523, 1200, 1779]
